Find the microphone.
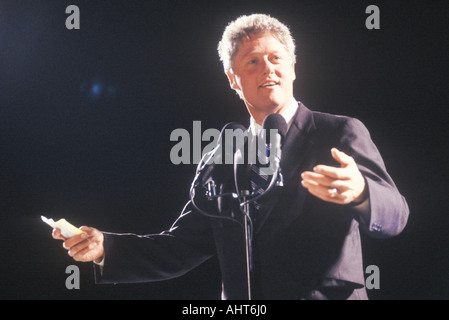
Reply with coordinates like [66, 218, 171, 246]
[192, 122, 247, 200]
[260, 114, 287, 185]
[190, 121, 247, 225]
[262, 113, 287, 149]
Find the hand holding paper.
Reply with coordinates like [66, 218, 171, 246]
[43, 216, 105, 263]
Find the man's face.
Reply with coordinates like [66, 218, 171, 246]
[227, 32, 296, 120]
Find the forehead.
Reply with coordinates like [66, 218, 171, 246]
[235, 32, 287, 60]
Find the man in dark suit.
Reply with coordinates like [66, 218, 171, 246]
[52, 14, 409, 300]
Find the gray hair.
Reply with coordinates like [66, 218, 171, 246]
[217, 14, 296, 72]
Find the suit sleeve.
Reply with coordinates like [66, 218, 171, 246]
[339, 118, 409, 238]
[95, 201, 216, 284]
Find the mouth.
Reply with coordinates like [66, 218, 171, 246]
[259, 81, 279, 88]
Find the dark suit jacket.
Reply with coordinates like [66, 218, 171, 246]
[95, 102, 409, 299]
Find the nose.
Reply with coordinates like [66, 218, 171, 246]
[261, 57, 275, 74]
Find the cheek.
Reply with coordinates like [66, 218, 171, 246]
[290, 68, 296, 81]
[238, 77, 257, 94]
[278, 65, 295, 81]
[288, 65, 296, 81]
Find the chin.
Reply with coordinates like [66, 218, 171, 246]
[244, 94, 288, 113]
[260, 98, 287, 111]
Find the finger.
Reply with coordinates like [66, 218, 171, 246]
[52, 228, 66, 241]
[79, 226, 93, 233]
[80, 226, 104, 246]
[79, 226, 103, 240]
[68, 233, 104, 262]
[302, 172, 352, 191]
[63, 232, 88, 250]
[331, 148, 355, 167]
[67, 228, 103, 254]
[338, 190, 358, 205]
[67, 234, 97, 257]
[70, 241, 100, 262]
[301, 171, 334, 187]
[313, 165, 351, 180]
[67, 238, 89, 257]
[301, 172, 351, 192]
[301, 179, 343, 200]
[301, 180, 347, 204]
[64, 226, 99, 247]
[66, 230, 99, 254]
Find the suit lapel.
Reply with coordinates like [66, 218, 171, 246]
[254, 102, 316, 234]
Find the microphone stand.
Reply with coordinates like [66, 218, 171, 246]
[240, 189, 253, 300]
[234, 148, 282, 301]
[191, 124, 283, 301]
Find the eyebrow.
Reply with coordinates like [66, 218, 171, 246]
[240, 49, 283, 61]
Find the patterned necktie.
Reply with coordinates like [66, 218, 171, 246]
[250, 163, 270, 196]
[249, 142, 270, 211]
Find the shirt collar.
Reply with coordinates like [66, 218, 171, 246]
[249, 98, 298, 136]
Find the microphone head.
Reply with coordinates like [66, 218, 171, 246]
[262, 113, 287, 145]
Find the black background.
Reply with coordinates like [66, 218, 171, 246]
[0, 0, 448, 300]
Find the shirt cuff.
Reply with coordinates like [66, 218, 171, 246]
[94, 255, 105, 267]
[351, 197, 371, 225]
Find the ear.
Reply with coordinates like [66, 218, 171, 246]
[291, 63, 296, 81]
[226, 70, 241, 91]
